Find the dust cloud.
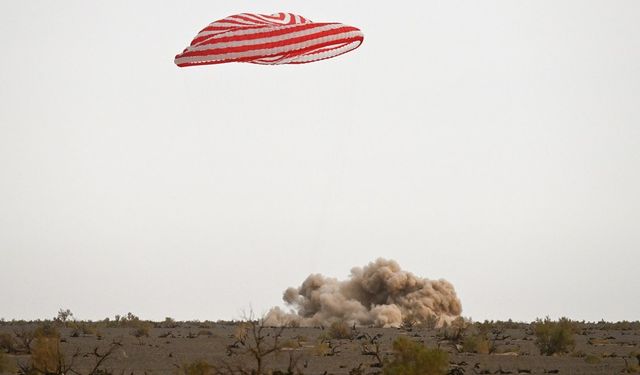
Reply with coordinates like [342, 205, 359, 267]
[265, 258, 462, 328]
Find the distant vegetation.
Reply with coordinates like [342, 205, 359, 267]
[1, 310, 640, 374]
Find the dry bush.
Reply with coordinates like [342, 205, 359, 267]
[534, 317, 576, 356]
[314, 339, 341, 357]
[34, 323, 60, 340]
[421, 314, 439, 330]
[19, 337, 120, 375]
[312, 342, 331, 356]
[162, 317, 178, 329]
[224, 316, 286, 375]
[28, 335, 77, 374]
[438, 317, 467, 346]
[17, 322, 76, 375]
[70, 322, 97, 337]
[401, 314, 419, 330]
[0, 333, 17, 354]
[328, 321, 352, 340]
[403, 313, 439, 331]
[110, 314, 153, 338]
[383, 336, 448, 375]
[54, 309, 74, 325]
[14, 327, 35, 354]
[462, 334, 490, 354]
[83, 341, 122, 375]
[131, 323, 151, 338]
[358, 333, 383, 367]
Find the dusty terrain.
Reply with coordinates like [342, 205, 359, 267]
[1, 321, 639, 374]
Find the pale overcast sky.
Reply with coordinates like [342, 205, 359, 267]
[1, 1, 639, 322]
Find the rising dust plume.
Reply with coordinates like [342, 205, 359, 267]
[265, 258, 462, 328]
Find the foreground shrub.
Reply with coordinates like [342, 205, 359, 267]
[30, 336, 70, 374]
[227, 316, 286, 375]
[534, 317, 576, 355]
[384, 336, 448, 375]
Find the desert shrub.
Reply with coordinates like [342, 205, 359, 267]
[177, 360, 212, 375]
[131, 322, 151, 338]
[383, 336, 448, 375]
[69, 321, 97, 337]
[404, 313, 440, 330]
[422, 314, 439, 330]
[108, 313, 152, 338]
[534, 317, 576, 355]
[54, 309, 74, 325]
[83, 324, 97, 335]
[462, 334, 490, 354]
[358, 332, 383, 363]
[30, 335, 73, 374]
[312, 342, 330, 356]
[227, 316, 286, 375]
[328, 321, 352, 340]
[34, 323, 60, 339]
[439, 317, 467, 344]
[107, 312, 149, 329]
[162, 317, 178, 329]
[0, 333, 17, 354]
[15, 328, 34, 354]
[402, 314, 419, 330]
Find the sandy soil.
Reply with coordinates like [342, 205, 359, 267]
[1, 322, 639, 374]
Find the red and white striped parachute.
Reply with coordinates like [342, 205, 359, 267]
[175, 13, 364, 67]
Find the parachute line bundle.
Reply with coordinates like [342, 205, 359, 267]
[175, 12, 364, 67]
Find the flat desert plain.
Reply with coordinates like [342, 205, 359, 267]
[1, 321, 639, 374]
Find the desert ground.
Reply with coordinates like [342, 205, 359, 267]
[1, 319, 639, 375]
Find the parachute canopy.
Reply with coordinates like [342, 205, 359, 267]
[175, 13, 364, 67]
